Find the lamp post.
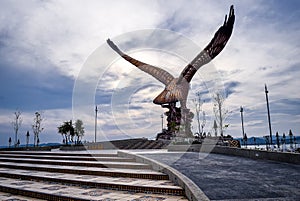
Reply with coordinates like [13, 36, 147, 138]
[196, 92, 202, 136]
[240, 106, 245, 141]
[26, 131, 30, 148]
[161, 114, 164, 132]
[95, 105, 98, 143]
[265, 84, 273, 146]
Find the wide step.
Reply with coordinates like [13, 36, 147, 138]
[0, 151, 188, 200]
[0, 191, 45, 201]
[0, 151, 118, 157]
[0, 161, 168, 180]
[0, 157, 151, 169]
[0, 177, 187, 201]
[0, 153, 136, 162]
[0, 167, 183, 194]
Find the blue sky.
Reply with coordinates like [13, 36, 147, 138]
[0, 0, 300, 146]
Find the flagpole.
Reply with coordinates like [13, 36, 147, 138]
[95, 105, 98, 143]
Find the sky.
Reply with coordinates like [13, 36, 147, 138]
[0, 0, 299, 147]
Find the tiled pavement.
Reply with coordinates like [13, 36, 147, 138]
[0, 151, 188, 201]
[139, 151, 300, 201]
[0, 191, 44, 201]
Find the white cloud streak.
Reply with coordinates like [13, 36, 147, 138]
[0, 0, 299, 146]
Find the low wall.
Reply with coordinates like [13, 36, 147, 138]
[212, 146, 300, 164]
[168, 145, 300, 164]
[82, 138, 149, 150]
[59, 145, 86, 151]
[0, 146, 53, 151]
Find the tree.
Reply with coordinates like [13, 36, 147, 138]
[32, 112, 44, 147]
[193, 93, 207, 138]
[201, 111, 206, 135]
[58, 120, 74, 145]
[74, 119, 84, 144]
[213, 120, 218, 137]
[213, 92, 228, 137]
[12, 110, 22, 147]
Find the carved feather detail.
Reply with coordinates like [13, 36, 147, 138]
[107, 39, 174, 85]
[107, 5, 235, 108]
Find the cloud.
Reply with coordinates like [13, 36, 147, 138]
[0, 60, 73, 111]
[0, 0, 300, 146]
[0, 0, 165, 78]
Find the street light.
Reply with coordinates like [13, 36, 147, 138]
[26, 131, 30, 148]
[240, 106, 245, 141]
[95, 105, 98, 143]
[265, 84, 273, 146]
[161, 114, 164, 132]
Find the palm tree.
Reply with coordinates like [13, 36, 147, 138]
[58, 121, 74, 145]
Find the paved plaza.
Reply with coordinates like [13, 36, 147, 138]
[139, 151, 300, 201]
[0, 149, 299, 200]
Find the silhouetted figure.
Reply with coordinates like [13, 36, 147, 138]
[276, 132, 280, 149]
[8, 137, 12, 148]
[26, 131, 30, 148]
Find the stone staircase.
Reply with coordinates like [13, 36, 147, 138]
[83, 139, 170, 150]
[121, 140, 169, 150]
[0, 151, 188, 201]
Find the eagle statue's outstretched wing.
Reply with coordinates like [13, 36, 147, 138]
[107, 39, 174, 86]
[178, 5, 235, 83]
[107, 5, 235, 108]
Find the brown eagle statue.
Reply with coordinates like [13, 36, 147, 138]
[107, 5, 235, 109]
[107, 5, 235, 137]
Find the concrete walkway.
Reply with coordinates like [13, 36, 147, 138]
[140, 151, 300, 201]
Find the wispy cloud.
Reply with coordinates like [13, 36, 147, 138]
[0, 0, 299, 146]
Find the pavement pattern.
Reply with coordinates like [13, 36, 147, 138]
[140, 151, 300, 201]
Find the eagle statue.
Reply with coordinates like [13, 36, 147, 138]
[107, 5, 235, 109]
[107, 5, 235, 137]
